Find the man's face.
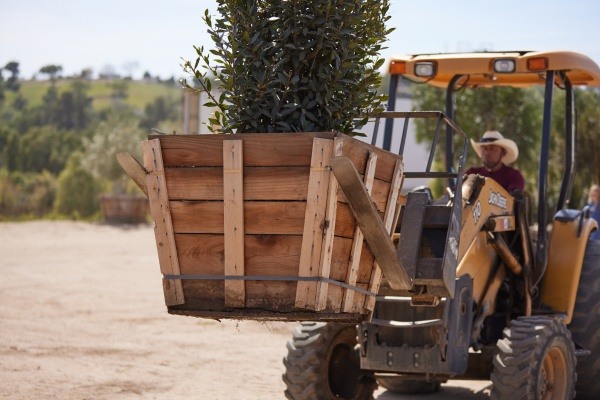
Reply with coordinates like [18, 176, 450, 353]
[479, 144, 505, 170]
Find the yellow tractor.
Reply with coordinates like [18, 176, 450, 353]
[282, 51, 600, 399]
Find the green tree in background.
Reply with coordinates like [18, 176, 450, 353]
[81, 111, 145, 194]
[412, 84, 543, 196]
[54, 154, 100, 219]
[39, 64, 63, 82]
[550, 88, 600, 207]
[411, 83, 600, 212]
[139, 95, 179, 130]
[3, 61, 20, 92]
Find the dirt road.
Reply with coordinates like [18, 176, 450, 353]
[0, 221, 491, 399]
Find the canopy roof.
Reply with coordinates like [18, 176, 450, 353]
[388, 51, 600, 88]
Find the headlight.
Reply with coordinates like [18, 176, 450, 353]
[493, 58, 516, 73]
[414, 62, 436, 77]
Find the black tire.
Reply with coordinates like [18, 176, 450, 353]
[282, 322, 377, 400]
[569, 239, 600, 400]
[491, 316, 576, 400]
[376, 375, 441, 394]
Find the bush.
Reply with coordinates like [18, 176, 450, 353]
[81, 111, 145, 193]
[0, 168, 56, 219]
[182, 0, 393, 135]
[54, 154, 101, 218]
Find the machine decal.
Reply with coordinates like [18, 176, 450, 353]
[489, 190, 508, 210]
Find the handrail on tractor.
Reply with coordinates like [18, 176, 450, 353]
[370, 111, 469, 187]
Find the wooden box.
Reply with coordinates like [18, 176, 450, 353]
[140, 132, 403, 322]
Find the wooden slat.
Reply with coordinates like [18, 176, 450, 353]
[337, 134, 400, 182]
[295, 138, 334, 309]
[116, 152, 148, 196]
[223, 140, 245, 307]
[343, 151, 377, 312]
[165, 167, 310, 201]
[142, 139, 184, 306]
[331, 156, 410, 291]
[156, 132, 336, 167]
[170, 201, 306, 235]
[336, 178, 391, 212]
[365, 159, 405, 312]
[315, 138, 344, 311]
[177, 233, 316, 277]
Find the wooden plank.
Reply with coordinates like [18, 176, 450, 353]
[142, 139, 184, 306]
[156, 132, 336, 167]
[176, 233, 369, 312]
[223, 140, 245, 307]
[315, 138, 344, 311]
[336, 133, 401, 182]
[170, 201, 306, 235]
[176, 233, 308, 277]
[336, 177, 391, 212]
[116, 152, 148, 196]
[295, 138, 334, 309]
[365, 159, 405, 312]
[343, 151, 377, 312]
[165, 167, 310, 201]
[330, 156, 410, 291]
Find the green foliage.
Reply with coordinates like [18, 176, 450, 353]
[39, 80, 93, 130]
[551, 87, 600, 207]
[182, 0, 393, 135]
[0, 168, 56, 218]
[81, 111, 145, 193]
[54, 154, 100, 218]
[39, 64, 63, 81]
[139, 95, 180, 130]
[0, 72, 180, 219]
[15, 126, 83, 174]
[411, 83, 600, 212]
[412, 84, 544, 195]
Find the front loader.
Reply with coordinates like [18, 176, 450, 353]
[283, 51, 600, 400]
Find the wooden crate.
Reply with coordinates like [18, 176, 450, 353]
[139, 132, 403, 322]
[99, 194, 149, 224]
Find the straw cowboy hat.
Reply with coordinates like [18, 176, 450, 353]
[470, 130, 519, 165]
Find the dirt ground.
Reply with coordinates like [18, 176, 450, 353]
[0, 221, 492, 399]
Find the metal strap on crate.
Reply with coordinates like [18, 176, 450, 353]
[162, 274, 378, 298]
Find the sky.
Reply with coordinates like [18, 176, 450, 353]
[1, 0, 600, 80]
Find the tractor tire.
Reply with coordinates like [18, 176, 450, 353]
[376, 375, 441, 394]
[282, 322, 377, 400]
[490, 316, 576, 400]
[569, 239, 600, 400]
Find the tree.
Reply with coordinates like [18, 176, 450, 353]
[411, 84, 544, 197]
[182, 0, 393, 135]
[80, 68, 94, 80]
[81, 111, 145, 193]
[39, 64, 63, 82]
[139, 95, 179, 130]
[54, 153, 100, 218]
[550, 87, 600, 207]
[3, 61, 20, 92]
[39, 80, 93, 130]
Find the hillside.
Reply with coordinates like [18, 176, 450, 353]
[6, 78, 182, 112]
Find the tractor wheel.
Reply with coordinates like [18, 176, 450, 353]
[282, 322, 377, 400]
[490, 316, 576, 400]
[569, 239, 600, 400]
[376, 375, 441, 394]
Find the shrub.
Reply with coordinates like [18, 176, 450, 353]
[0, 169, 56, 218]
[54, 154, 101, 218]
[81, 111, 145, 193]
[182, 0, 393, 135]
